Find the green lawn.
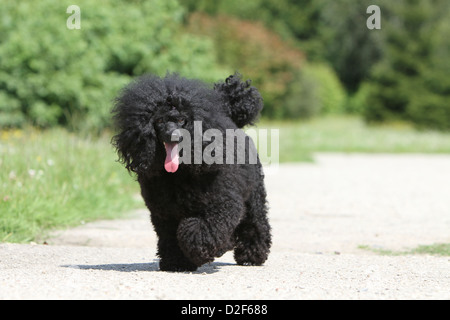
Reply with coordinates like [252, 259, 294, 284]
[257, 116, 450, 162]
[0, 128, 141, 243]
[359, 243, 450, 256]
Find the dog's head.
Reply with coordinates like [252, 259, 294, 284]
[112, 73, 262, 176]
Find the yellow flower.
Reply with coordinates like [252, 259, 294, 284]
[13, 129, 23, 138]
[0, 131, 10, 141]
[0, 129, 22, 141]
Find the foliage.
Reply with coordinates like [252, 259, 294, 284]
[181, 0, 383, 92]
[180, 0, 326, 60]
[187, 12, 311, 119]
[346, 82, 371, 114]
[0, 0, 227, 130]
[284, 63, 346, 118]
[320, 0, 383, 93]
[364, 0, 450, 130]
[2, 0, 449, 130]
[182, 0, 450, 131]
[187, 13, 345, 119]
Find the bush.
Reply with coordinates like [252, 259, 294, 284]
[0, 0, 226, 130]
[180, 0, 327, 60]
[186, 12, 304, 119]
[346, 82, 371, 115]
[408, 92, 450, 131]
[363, 0, 450, 131]
[320, 0, 383, 93]
[284, 63, 346, 118]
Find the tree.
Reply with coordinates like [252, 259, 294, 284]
[364, 0, 450, 130]
[0, 0, 226, 130]
[320, 0, 383, 93]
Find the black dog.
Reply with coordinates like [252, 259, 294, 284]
[112, 73, 271, 271]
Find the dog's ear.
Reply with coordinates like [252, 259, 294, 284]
[111, 76, 158, 174]
[214, 72, 263, 128]
[111, 121, 156, 175]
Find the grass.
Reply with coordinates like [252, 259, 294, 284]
[2, 115, 450, 243]
[0, 128, 141, 243]
[257, 116, 450, 162]
[358, 243, 450, 256]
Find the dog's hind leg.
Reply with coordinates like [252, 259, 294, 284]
[233, 183, 272, 266]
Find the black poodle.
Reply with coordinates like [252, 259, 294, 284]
[112, 72, 271, 272]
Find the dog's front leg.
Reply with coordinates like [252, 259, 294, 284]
[176, 195, 244, 267]
[152, 217, 198, 272]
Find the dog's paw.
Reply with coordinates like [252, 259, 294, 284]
[234, 245, 269, 266]
[159, 258, 198, 272]
[177, 217, 217, 267]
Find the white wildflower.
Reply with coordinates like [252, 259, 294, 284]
[9, 171, 16, 180]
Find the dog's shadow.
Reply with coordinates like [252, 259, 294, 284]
[61, 260, 235, 274]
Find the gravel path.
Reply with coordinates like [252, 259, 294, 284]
[1, 153, 449, 299]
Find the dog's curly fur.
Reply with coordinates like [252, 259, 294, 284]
[112, 72, 271, 271]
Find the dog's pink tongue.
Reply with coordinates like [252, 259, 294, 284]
[164, 142, 179, 173]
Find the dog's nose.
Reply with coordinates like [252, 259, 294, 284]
[171, 129, 181, 141]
